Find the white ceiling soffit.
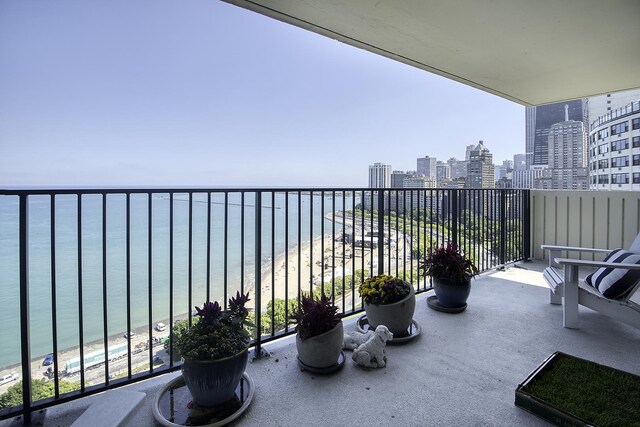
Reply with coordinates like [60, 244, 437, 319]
[223, 0, 640, 106]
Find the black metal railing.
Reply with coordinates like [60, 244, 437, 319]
[0, 187, 529, 423]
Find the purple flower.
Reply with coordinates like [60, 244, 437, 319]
[229, 291, 250, 316]
[195, 301, 221, 319]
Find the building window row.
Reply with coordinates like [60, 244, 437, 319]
[611, 156, 629, 168]
[634, 172, 640, 184]
[598, 143, 609, 154]
[612, 173, 629, 184]
[611, 121, 629, 135]
[633, 117, 640, 130]
[598, 159, 609, 169]
[634, 154, 640, 166]
[611, 138, 629, 151]
[634, 136, 640, 148]
[598, 175, 609, 184]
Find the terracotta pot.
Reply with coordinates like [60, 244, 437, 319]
[296, 321, 344, 368]
[433, 276, 471, 308]
[181, 348, 248, 407]
[364, 283, 415, 335]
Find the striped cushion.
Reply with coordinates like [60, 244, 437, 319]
[585, 249, 640, 299]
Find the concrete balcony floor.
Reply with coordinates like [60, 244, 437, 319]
[7, 260, 640, 426]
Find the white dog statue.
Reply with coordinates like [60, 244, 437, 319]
[343, 330, 374, 350]
[351, 325, 393, 368]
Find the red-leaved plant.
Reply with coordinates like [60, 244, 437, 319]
[420, 243, 478, 284]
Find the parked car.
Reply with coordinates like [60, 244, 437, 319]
[42, 353, 54, 366]
[154, 322, 166, 332]
[123, 331, 136, 339]
[0, 373, 18, 386]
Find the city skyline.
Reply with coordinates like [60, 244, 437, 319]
[0, 1, 524, 189]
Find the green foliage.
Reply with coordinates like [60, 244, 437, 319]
[0, 379, 79, 409]
[420, 243, 478, 283]
[358, 274, 410, 305]
[259, 298, 299, 334]
[290, 294, 340, 341]
[171, 292, 252, 360]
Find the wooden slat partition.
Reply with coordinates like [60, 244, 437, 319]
[531, 190, 640, 260]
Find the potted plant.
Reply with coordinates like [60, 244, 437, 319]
[291, 293, 343, 370]
[358, 274, 415, 335]
[172, 291, 252, 407]
[420, 243, 478, 308]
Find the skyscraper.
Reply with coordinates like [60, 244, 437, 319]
[416, 156, 437, 180]
[466, 141, 495, 189]
[525, 99, 586, 168]
[368, 163, 391, 188]
[544, 105, 588, 189]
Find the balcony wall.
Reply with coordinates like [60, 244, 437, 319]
[531, 190, 640, 260]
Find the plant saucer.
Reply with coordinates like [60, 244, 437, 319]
[426, 295, 467, 313]
[153, 372, 254, 427]
[297, 350, 346, 374]
[355, 315, 422, 344]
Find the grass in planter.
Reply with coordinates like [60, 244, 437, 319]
[523, 356, 640, 427]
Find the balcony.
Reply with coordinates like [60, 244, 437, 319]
[0, 188, 638, 425]
[3, 259, 640, 426]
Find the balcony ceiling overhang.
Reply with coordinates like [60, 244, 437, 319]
[223, 0, 640, 106]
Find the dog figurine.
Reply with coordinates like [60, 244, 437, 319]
[351, 325, 393, 368]
[343, 330, 374, 350]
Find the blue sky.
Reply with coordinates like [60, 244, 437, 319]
[0, 1, 524, 188]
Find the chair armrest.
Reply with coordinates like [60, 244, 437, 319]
[541, 244, 610, 254]
[554, 257, 640, 270]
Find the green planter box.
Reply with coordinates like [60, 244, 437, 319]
[515, 351, 640, 427]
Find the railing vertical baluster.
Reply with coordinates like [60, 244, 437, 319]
[78, 194, 86, 388]
[253, 191, 263, 359]
[50, 195, 60, 396]
[206, 192, 212, 302]
[224, 192, 229, 309]
[241, 192, 245, 296]
[18, 194, 32, 424]
[309, 191, 314, 295]
[271, 192, 275, 335]
[284, 192, 289, 331]
[341, 191, 346, 313]
[351, 191, 356, 312]
[321, 191, 325, 294]
[188, 193, 193, 317]
[148, 193, 153, 371]
[331, 191, 335, 303]
[395, 191, 399, 278]
[169, 193, 174, 367]
[297, 191, 301, 306]
[125, 193, 131, 378]
[377, 190, 384, 276]
[361, 191, 364, 282]
[102, 194, 109, 383]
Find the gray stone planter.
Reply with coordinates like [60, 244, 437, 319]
[364, 283, 415, 335]
[181, 348, 248, 407]
[432, 276, 471, 308]
[296, 321, 344, 369]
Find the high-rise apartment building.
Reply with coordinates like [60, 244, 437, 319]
[525, 99, 586, 168]
[368, 163, 391, 188]
[589, 100, 640, 191]
[466, 141, 495, 189]
[447, 157, 467, 179]
[436, 161, 450, 187]
[416, 156, 437, 180]
[391, 170, 409, 189]
[587, 89, 640, 128]
[539, 105, 588, 189]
